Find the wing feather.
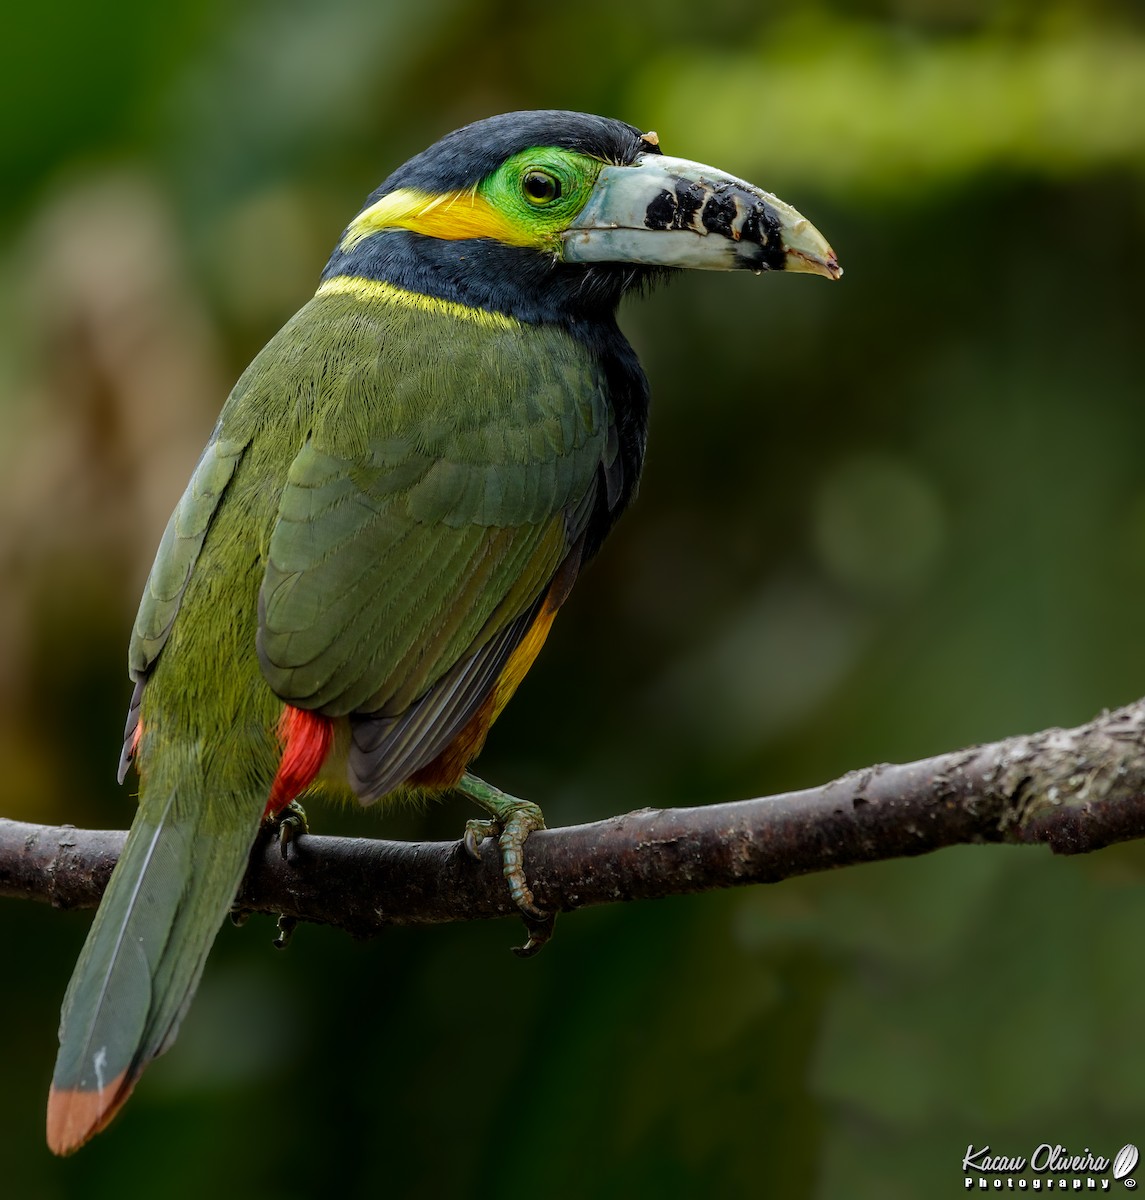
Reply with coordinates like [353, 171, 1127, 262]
[348, 599, 544, 801]
[129, 435, 249, 679]
[256, 294, 615, 796]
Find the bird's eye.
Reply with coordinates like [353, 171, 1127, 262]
[523, 170, 562, 204]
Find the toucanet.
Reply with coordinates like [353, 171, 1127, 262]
[47, 109, 840, 1154]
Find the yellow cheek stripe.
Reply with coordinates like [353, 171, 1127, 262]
[342, 187, 538, 251]
[315, 275, 520, 331]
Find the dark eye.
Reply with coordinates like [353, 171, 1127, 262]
[523, 170, 562, 204]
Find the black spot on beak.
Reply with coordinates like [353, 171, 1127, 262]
[700, 192, 737, 239]
[644, 181, 708, 232]
[757, 205, 788, 271]
[672, 182, 705, 230]
[645, 189, 677, 231]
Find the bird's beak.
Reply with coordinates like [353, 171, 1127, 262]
[562, 153, 841, 280]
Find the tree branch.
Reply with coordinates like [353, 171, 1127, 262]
[5, 699, 1145, 939]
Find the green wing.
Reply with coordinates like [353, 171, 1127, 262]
[119, 432, 250, 780]
[256, 291, 615, 798]
[129, 433, 250, 677]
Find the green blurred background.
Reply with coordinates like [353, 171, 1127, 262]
[3, 1, 1145, 1195]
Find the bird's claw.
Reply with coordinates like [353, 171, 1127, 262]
[463, 803, 546, 922]
[272, 800, 309, 860]
[497, 803, 548, 922]
[458, 774, 553, 946]
[512, 911, 556, 959]
[463, 818, 490, 862]
[273, 914, 297, 950]
[258, 802, 308, 947]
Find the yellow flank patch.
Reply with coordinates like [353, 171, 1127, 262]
[489, 603, 560, 723]
[342, 187, 537, 251]
[316, 276, 520, 331]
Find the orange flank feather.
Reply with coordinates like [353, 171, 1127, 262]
[266, 706, 334, 816]
[46, 1066, 133, 1157]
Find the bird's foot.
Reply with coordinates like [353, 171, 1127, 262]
[273, 914, 298, 950]
[269, 799, 309, 860]
[253, 800, 308, 949]
[459, 773, 554, 957]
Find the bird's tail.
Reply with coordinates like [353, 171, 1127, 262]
[46, 749, 264, 1155]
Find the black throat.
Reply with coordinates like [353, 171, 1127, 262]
[322, 228, 659, 326]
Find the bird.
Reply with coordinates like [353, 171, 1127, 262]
[46, 109, 840, 1155]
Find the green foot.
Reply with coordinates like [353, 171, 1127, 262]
[262, 801, 307, 949]
[270, 799, 309, 860]
[459, 773, 554, 957]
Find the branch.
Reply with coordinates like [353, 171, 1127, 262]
[5, 700, 1145, 939]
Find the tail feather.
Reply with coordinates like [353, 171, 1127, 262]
[47, 775, 262, 1155]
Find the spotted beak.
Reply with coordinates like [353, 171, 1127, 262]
[562, 152, 841, 280]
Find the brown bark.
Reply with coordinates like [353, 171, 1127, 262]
[4, 700, 1145, 939]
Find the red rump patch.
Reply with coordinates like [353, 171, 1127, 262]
[266, 706, 333, 817]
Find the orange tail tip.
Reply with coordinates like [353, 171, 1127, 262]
[266, 705, 334, 817]
[46, 1070, 134, 1156]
